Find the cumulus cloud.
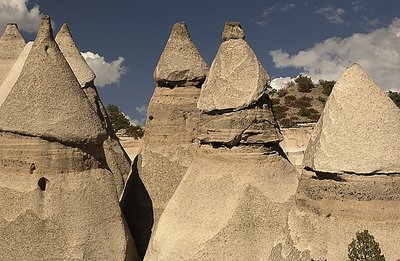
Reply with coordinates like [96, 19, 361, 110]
[270, 77, 295, 90]
[269, 18, 400, 91]
[315, 6, 346, 24]
[136, 105, 147, 116]
[0, 0, 42, 33]
[81, 51, 126, 87]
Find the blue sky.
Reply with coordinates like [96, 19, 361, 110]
[1, 0, 399, 123]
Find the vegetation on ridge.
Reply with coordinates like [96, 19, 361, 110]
[106, 104, 144, 139]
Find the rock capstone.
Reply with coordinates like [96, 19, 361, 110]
[197, 22, 269, 112]
[153, 22, 209, 86]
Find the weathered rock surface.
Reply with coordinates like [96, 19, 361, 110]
[197, 95, 282, 146]
[0, 16, 137, 260]
[0, 41, 32, 106]
[128, 22, 208, 258]
[279, 124, 315, 170]
[56, 22, 131, 197]
[288, 169, 400, 261]
[289, 64, 400, 260]
[153, 22, 208, 86]
[145, 146, 299, 260]
[0, 16, 106, 146]
[197, 22, 269, 112]
[222, 21, 245, 41]
[145, 22, 299, 260]
[0, 132, 137, 261]
[303, 63, 400, 174]
[0, 23, 26, 85]
[55, 23, 96, 87]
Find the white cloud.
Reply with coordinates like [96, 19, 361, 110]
[315, 6, 346, 24]
[122, 112, 141, 126]
[269, 18, 400, 91]
[262, 3, 295, 17]
[0, 0, 42, 33]
[351, 1, 366, 12]
[136, 105, 147, 116]
[270, 77, 295, 90]
[81, 51, 126, 87]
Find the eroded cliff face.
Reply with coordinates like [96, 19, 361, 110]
[56, 23, 131, 197]
[288, 64, 400, 261]
[0, 16, 137, 261]
[145, 22, 301, 261]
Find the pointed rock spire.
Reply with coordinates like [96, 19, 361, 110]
[55, 22, 96, 87]
[0, 42, 33, 106]
[303, 63, 400, 174]
[153, 22, 208, 86]
[0, 15, 106, 145]
[0, 23, 26, 85]
[197, 22, 269, 112]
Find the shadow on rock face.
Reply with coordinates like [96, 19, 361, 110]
[120, 155, 154, 259]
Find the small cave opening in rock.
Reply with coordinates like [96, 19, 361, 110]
[38, 177, 49, 191]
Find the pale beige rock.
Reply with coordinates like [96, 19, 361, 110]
[56, 22, 131, 197]
[0, 23, 26, 85]
[0, 16, 137, 260]
[197, 22, 269, 112]
[139, 86, 201, 223]
[55, 23, 95, 87]
[288, 169, 400, 261]
[0, 16, 106, 146]
[145, 145, 299, 260]
[279, 124, 315, 170]
[127, 22, 208, 258]
[146, 23, 299, 261]
[303, 63, 400, 174]
[0, 132, 137, 261]
[0, 42, 32, 106]
[153, 22, 208, 86]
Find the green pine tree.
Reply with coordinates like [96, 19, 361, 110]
[348, 230, 385, 261]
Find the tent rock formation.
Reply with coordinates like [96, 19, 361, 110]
[290, 64, 400, 261]
[56, 22, 131, 197]
[145, 22, 300, 260]
[0, 16, 137, 260]
[0, 23, 26, 85]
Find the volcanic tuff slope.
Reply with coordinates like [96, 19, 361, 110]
[56, 22, 132, 197]
[145, 22, 301, 261]
[0, 16, 138, 260]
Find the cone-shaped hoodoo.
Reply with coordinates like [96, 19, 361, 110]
[127, 22, 208, 258]
[0, 16, 138, 260]
[303, 63, 400, 174]
[55, 22, 96, 87]
[0, 16, 106, 146]
[289, 64, 400, 260]
[145, 22, 300, 260]
[0, 23, 26, 85]
[55, 22, 131, 197]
